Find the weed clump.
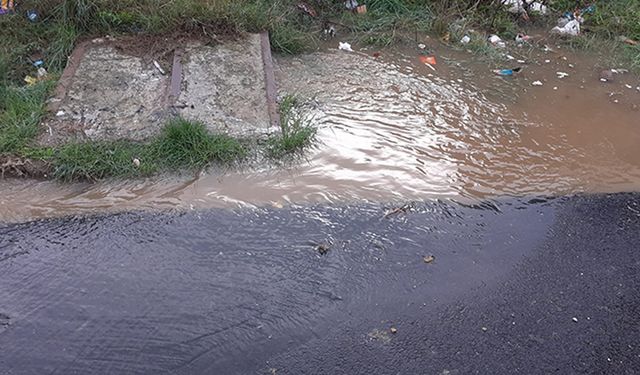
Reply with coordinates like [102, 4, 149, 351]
[268, 94, 316, 158]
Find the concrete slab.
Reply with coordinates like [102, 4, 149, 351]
[40, 42, 170, 146]
[176, 34, 271, 137]
[40, 33, 276, 146]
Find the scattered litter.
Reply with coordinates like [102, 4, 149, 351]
[617, 36, 638, 46]
[532, 80, 543, 86]
[423, 255, 435, 264]
[355, 4, 367, 14]
[0, 0, 15, 14]
[506, 54, 515, 60]
[344, 0, 358, 10]
[556, 71, 569, 79]
[372, 51, 381, 58]
[517, 59, 526, 64]
[544, 59, 551, 63]
[338, 42, 353, 52]
[488, 34, 506, 48]
[297, 2, 317, 17]
[610, 69, 628, 74]
[493, 67, 522, 76]
[503, 0, 547, 15]
[599, 70, 614, 82]
[323, 24, 336, 38]
[625, 84, 633, 89]
[553, 86, 558, 90]
[390, 327, 398, 334]
[515, 33, 531, 44]
[23, 76, 37, 85]
[26, 9, 38, 22]
[481, 327, 488, 332]
[417, 43, 426, 50]
[568, 63, 575, 68]
[56, 110, 65, 117]
[543, 45, 554, 52]
[133, 158, 141, 167]
[460, 35, 471, 44]
[36, 67, 47, 78]
[572, 317, 578, 323]
[419, 55, 437, 66]
[551, 19, 580, 36]
[153, 60, 166, 75]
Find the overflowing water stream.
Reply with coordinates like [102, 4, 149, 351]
[1, 43, 639, 222]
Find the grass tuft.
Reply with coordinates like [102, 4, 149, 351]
[150, 118, 246, 168]
[268, 94, 316, 158]
[0, 81, 54, 154]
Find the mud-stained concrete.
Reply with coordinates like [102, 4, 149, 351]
[176, 34, 272, 137]
[39, 34, 273, 145]
[40, 42, 171, 145]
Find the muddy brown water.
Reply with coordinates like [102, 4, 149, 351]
[1, 43, 639, 222]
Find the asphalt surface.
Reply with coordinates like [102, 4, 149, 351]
[0, 193, 639, 374]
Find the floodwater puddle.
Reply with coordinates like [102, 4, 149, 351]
[1, 43, 639, 222]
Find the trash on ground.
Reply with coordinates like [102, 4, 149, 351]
[556, 72, 569, 79]
[517, 59, 526, 64]
[153, 61, 166, 75]
[26, 9, 38, 22]
[503, 0, 547, 16]
[23, 76, 38, 85]
[506, 54, 515, 60]
[338, 42, 353, 52]
[390, 327, 398, 334]
[55, 110, 65, 117]
[493, 67, 522, 76]
[532, 80, 543, 86]
[488, 34, 506, 48]
[372, 51, 381, 58]
[355, 4, 367, 14]
[419, 55, 436, 65]
[133, 158, 141, 167]
[599, 70, 614, 82]
[551, 19, 580, 36]
[344, 0, 358, 11]
[617, 36, 638, 46]
[417, 43, 426, 50]
[460, 35, 471, 44]
[423, 255, 435, 264]
[36, 67, 47, 78]
[0, 0, 15, 14]
[625, 84, 633, 89]
[296, 2, 317, 17]
[572, 317, 578, 322]
[323, 24, 336, 38]
[515, 33, 531, 44]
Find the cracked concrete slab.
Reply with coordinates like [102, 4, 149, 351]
[39, 33, 275, 146]
[176, 34, 271, 137]
[40, 42, 170, 146]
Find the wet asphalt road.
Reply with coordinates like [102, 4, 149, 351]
[0, 193, 639, 374]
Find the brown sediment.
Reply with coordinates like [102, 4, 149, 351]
[0, 156, 51, 179]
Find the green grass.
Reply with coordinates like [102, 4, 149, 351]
[0, 81, 54, 153]
[50, 119, 247, 181]
[268, 94, 316, 158]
